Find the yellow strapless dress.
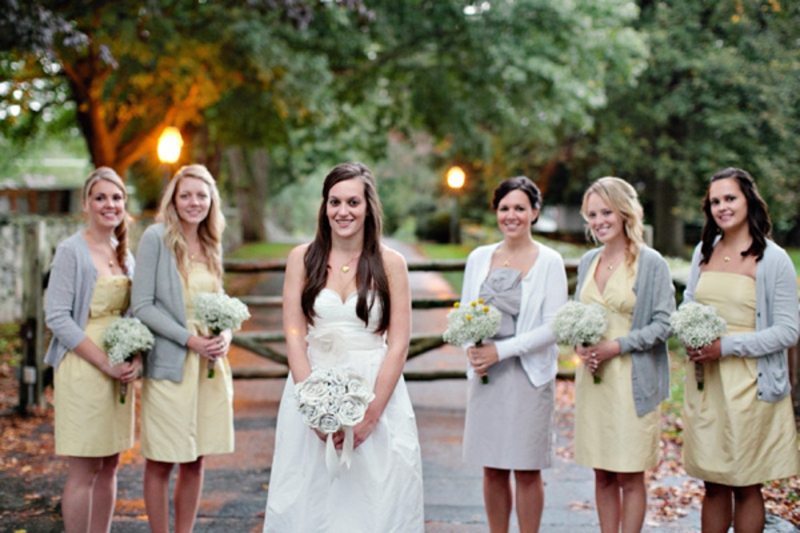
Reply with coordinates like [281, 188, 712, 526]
[140, 262, 235, 463]
[54, 275, 134, 457]
[683, 272, 800, 485]
[574, 257, 660, 472]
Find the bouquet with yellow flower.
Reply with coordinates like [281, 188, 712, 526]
[443, 298, 501, 384]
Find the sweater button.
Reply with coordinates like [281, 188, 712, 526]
[758, 372, 762, 378]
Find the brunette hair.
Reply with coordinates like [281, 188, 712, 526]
[83, 167, 130, 274]
[156, 164, 226, 286]
[491, 176, 542, 225]
[301, 162, 390, 333]
[700, 167, 771, 264]
[581, 177, 644, 268]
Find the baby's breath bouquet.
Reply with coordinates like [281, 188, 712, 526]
[552, 301, 608, 384]
[295, 366, 375, 481]
[669, 302, 727, 391]
[103, 318, 154, 403]
[193, 292, 251, 378]
[443, 299, 502, 384]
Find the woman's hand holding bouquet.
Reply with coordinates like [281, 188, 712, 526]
[103, 318, 154, 403]
[193, 292, 251, 378]
[295, 366, 375, 481]
[443, 299, 501, 384]
[670, 302, 727, 391]
[552, 301, 608, 384]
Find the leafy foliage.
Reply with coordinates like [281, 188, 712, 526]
[0, 0, 371, 175]
[571, 0, 800, 250]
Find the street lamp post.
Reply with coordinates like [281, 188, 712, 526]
[446, 166, 465, 244]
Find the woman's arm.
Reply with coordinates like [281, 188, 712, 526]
[721, 251, 799, 357]
[45, 244, 133, 379]
[283, 244, 312, 383]
[45, 244, 88, 351]
[682, 244, 703, 305]
[130, 228, 192, 346]
[352, 247, 411, 448]
[495, 255, 568, 359]
[70, 337, 137, 380]
[617, 253, 675, 354]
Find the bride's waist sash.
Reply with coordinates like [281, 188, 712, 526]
[305, 327, 385, 368]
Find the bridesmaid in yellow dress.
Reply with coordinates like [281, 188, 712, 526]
[572, 177, 675, 533]
[681, 168, 800, 533]
[44, 167, 141, 533]
[132, 165, 234, 533]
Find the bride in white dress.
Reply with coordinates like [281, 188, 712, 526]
[263, 162, 424, 532]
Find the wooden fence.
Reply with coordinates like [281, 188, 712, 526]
[14, 227, 800, 415]
[222, 258, 581, 381]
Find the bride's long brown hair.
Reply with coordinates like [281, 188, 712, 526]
[301, 163, 390, 334]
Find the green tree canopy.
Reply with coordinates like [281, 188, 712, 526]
[571, 0, 800, 254]
[0, 0, 370, 176]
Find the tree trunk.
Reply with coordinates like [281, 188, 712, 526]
[225, 146, 268, 243]
[652, 178, 686, 258]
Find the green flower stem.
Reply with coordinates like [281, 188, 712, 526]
[208, 327, 223, 378]
[695, 360, 704, 391]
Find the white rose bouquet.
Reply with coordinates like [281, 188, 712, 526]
[295, 366, 375, 481]
[102, 317, 154, 404]
[193, 292, 251, 378]
[552, 301, 608, 384]
[442, 299, 502, 384]
[669, 302, 727, 391]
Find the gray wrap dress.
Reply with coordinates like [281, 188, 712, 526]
[462, 267, 556, 470]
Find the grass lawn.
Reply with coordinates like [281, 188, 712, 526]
[416, 243, 473, 295]
[786, 248, 800, 279]
[226, 240, 800, 294]
[226, 242, 296, 260]
[417, 236, 593, 295]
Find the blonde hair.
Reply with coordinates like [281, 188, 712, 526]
[581, 177, 644, 268]
[83, 167, 130, 274]
[156, 164, 226, 286]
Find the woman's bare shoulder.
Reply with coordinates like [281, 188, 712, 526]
[287, 243, 311, 262]
[380, 245, 408, 272]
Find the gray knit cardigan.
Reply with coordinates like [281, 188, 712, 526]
[574, 245, 676, 416]
[683, 239, 799, 402]
[131, 223, 197, 382]
[44, 232, 135, 370]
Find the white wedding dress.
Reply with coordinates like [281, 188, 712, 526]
[263, 289, 424, 532]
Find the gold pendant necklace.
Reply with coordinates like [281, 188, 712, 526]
[340, 251, 361, 273]
[601, 254, 620, 271]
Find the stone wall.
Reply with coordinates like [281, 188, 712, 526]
[0, 215, 84, 322]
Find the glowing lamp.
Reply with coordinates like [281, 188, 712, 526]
[446, 166, 466, 190]
[157, 127, 183, 164]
